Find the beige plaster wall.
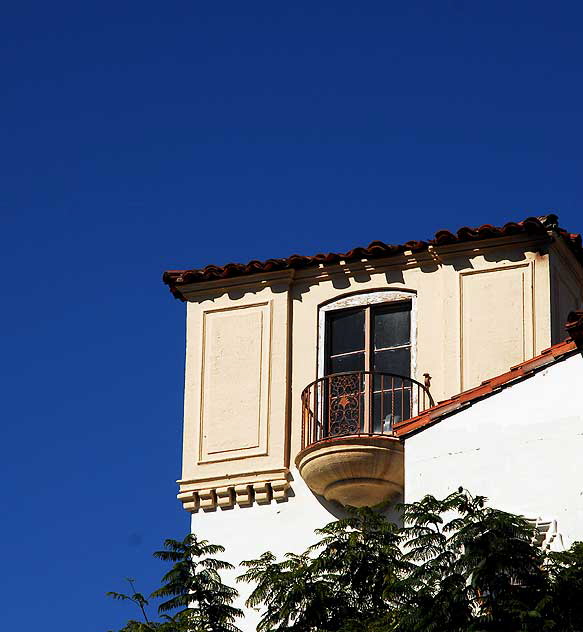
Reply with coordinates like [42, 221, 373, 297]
[288, 242, 551, 459]
[178, 276, 293, 510]
[177, 236, 561, 509]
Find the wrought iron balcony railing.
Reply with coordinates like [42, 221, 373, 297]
[300, 371, 434, 450]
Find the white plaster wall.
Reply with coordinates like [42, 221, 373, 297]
[405, 352, 583, 547]
[190, 467, 399, 632]
[188, 355, 583, 630]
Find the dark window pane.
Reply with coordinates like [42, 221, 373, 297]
[329, 352, 365, 374]
[328, 309, 365, 356]
[372, 389, 412, 432]
[373, 347, 411, 376]
[374, 304, 411, 350]
[375, 373, 415, 392]
[372, 372, 407, 391]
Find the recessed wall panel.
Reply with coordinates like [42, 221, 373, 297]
[461, 264, 533, 390]
[199, 302, 271, 463]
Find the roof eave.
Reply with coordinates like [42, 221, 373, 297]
[394, 312, 583, 439]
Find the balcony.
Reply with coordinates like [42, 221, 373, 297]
[295, 371, 434, 507]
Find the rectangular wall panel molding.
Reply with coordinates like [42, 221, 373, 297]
[198, 302, 271, 463]
[460, 263, 534, 390]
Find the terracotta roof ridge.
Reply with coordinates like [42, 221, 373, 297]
[163, 213, 581, 300]
[394, 316, 583, 438]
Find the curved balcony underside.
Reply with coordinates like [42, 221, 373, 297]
[296, 371, 433, 507]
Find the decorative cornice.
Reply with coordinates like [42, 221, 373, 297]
[177, 470, 291, 512]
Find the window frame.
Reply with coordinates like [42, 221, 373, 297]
[325, 303, 412, 377]
[317, 289, 417, 380]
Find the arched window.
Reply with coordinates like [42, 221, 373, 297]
[316, 290, 417, 431]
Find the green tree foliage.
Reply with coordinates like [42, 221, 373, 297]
[544, 542, 583, 630]
[107, 534, 242, 632]
[108, 491, 583, 632]
[239, 509, 404, 632]
[240, 489, 583, 632]
[396, 490, 548, 631]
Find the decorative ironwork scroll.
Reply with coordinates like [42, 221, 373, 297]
[328, 373, 361, 436]
[300, 371, 434, 450]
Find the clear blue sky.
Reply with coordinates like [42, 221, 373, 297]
[1, 1, 581, 629]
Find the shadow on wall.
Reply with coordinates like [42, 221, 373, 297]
[311, 487, 404, 527]
[180, 246, 535, 304]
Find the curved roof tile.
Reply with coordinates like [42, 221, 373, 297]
[394, 311, 583, 438]
[163, 213, 582, 300]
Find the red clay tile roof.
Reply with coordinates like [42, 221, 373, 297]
[394, 311, 583, 438]
[163, 213, 582, 300]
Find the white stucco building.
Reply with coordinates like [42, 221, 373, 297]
[164, 214, 583, 629]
